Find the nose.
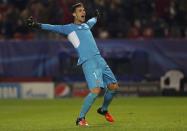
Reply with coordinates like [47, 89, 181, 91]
[82, 10, 86, 15]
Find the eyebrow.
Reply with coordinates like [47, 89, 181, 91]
[78, 7, 85, 11]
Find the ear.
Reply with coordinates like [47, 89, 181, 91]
[72, 13, 76, 17]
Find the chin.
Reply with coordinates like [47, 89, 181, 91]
[81, 20, 85, 23]
[81, 19, 85, 23]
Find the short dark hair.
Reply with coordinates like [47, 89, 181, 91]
[71, 2, 84, 13]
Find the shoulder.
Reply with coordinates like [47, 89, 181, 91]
[82, 23, 90, 28]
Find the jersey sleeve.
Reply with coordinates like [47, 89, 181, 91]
[86, 17, 97, 29]
[41, 24, 72, 35]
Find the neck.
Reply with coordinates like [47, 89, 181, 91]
[74, 19, 82, 25]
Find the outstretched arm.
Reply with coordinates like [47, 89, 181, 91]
[40, 24, 63, 33]
[26, 16, 70, 35]
[26, 16, 41, 29]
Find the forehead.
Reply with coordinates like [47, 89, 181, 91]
[75, 6, 85, 11]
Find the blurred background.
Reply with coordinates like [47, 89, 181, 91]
[0, 0, 187, 99]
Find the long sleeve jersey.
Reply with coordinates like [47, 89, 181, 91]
[41, 17, 100, 65]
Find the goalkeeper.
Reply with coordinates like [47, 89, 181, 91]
[26, 2, 119, 126]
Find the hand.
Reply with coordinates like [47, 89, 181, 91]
[26, 16, 41, 28]
[95, 9, 101, 19]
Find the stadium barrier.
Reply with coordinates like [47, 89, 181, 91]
[0, 83, 21, 99]
[0, 78, 54, 99]
[1, 80, 187, 99]
[0, 39, 187, 81]
[1, 38, 187, 98]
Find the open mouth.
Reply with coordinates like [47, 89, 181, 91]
[81, 15, 85, 19]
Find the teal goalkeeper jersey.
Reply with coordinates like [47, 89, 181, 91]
[41, 18, 100, 65]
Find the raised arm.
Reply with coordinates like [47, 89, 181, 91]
[86, 9, 101, 29]
[86, 17, 97, 29]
